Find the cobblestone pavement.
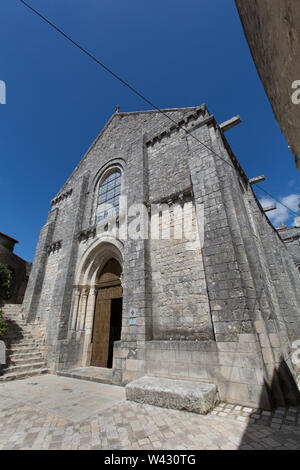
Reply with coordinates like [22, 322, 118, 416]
[0, 374, 300, 450]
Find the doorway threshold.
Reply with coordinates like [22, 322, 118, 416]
[57, 366, 113, 385]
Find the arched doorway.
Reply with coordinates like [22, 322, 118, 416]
[91, 258, 122, 368]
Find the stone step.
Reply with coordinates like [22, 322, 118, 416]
[5, 314, 24, 318]
[3, 324, 31, 332]
[11, 356, 45, 366]
[2, 317, 23, 320]
[5, 324, 27, 330]
[3, 332, 34, 339]
[6, 342, 39, 352]
[4, 312, 23, 316]
[0, 368, 48, 382]
[2, 315, 22, 318]
[2, 313, 23, 318]
[1, 307, 47, 383]
[3, 362, 46, 374]
[6, 341, 38, 348]
[57, 366, 113, 385]
[126, 376, 219, 415]
[2, 310, 23, 314]
[8, 350, 41, 358]
[11, 351, 43, 360]
[3, 324, 27, 330]
[2, 304, 22, 311]
[1, 311, 22, 317]
[2, 314, 23, 319]
[3, 338, 36, 345]
[5, 344, 39, 352]
[3, 316, 26, 321]
[5, 324, 32, 330]
[1, 310, 21, 315]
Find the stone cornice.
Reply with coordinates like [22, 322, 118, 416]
[146, 186, 193, 207]
[78, 226, 97, 243]
[145, 107, 207, 147]
[51, 189, 73, 206]
[47, 240, 62, 255]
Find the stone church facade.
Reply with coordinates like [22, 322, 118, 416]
[23, 105, 300, 409]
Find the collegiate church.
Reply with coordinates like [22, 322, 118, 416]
[23, 105, 300, 409]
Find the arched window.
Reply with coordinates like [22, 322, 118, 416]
[97, 169, 121, 223]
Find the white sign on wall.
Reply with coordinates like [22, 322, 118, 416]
[129, 308, 136, 325]
[129, 308, 136, 318]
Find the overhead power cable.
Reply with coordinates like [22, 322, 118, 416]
[19, 0, 300, 219]
[255, 184, 299, 218]
[19, 1, 232, 169]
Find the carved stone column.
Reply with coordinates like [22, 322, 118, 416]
[82, 286, 98, 366]
[75, 289, 83, 331]
[79, 287, 89, 331]
[71, 288, 81, 331]
[85, 287, 97, 333]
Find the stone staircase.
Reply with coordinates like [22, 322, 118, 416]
[0, 304, 48, 382]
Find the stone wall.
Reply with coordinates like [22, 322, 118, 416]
[278, 226, 300, 271]
[0, 245, 31, 304]
[37, 248, 62, 327]
[235, 0, 300, 170]
[150, 201, 212, 341]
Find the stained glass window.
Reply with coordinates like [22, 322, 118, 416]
[97, 170, 121, 223]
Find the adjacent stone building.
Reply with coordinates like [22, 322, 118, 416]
[0, 232, 31, 304]
[278, 225, 300, 273]
[235, 0, 300, 170]
[23, 105, 300, 409]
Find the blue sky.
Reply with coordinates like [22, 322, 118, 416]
[0, 0, 299, 261]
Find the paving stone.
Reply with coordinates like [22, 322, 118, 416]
[1, 375, 300, 450]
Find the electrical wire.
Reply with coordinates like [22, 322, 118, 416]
[18, 0, 300, 219]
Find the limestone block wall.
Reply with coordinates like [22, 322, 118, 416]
[186, 120, 256, 342]
[147, 129, 191, 200]
[23, 208, 58, 322]
[36, 249, 62, 327]
[113, 334, 272, 408]
[236, 174, 300, 379]
[150, 202, 212, 341]
[0, 245, 31, 304]
[235, 0, 300, 170]
[279, 227, 300, 270]
[50, 191, 74, 242]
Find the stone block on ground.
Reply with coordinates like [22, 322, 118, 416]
[125, 375, 219, 414]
